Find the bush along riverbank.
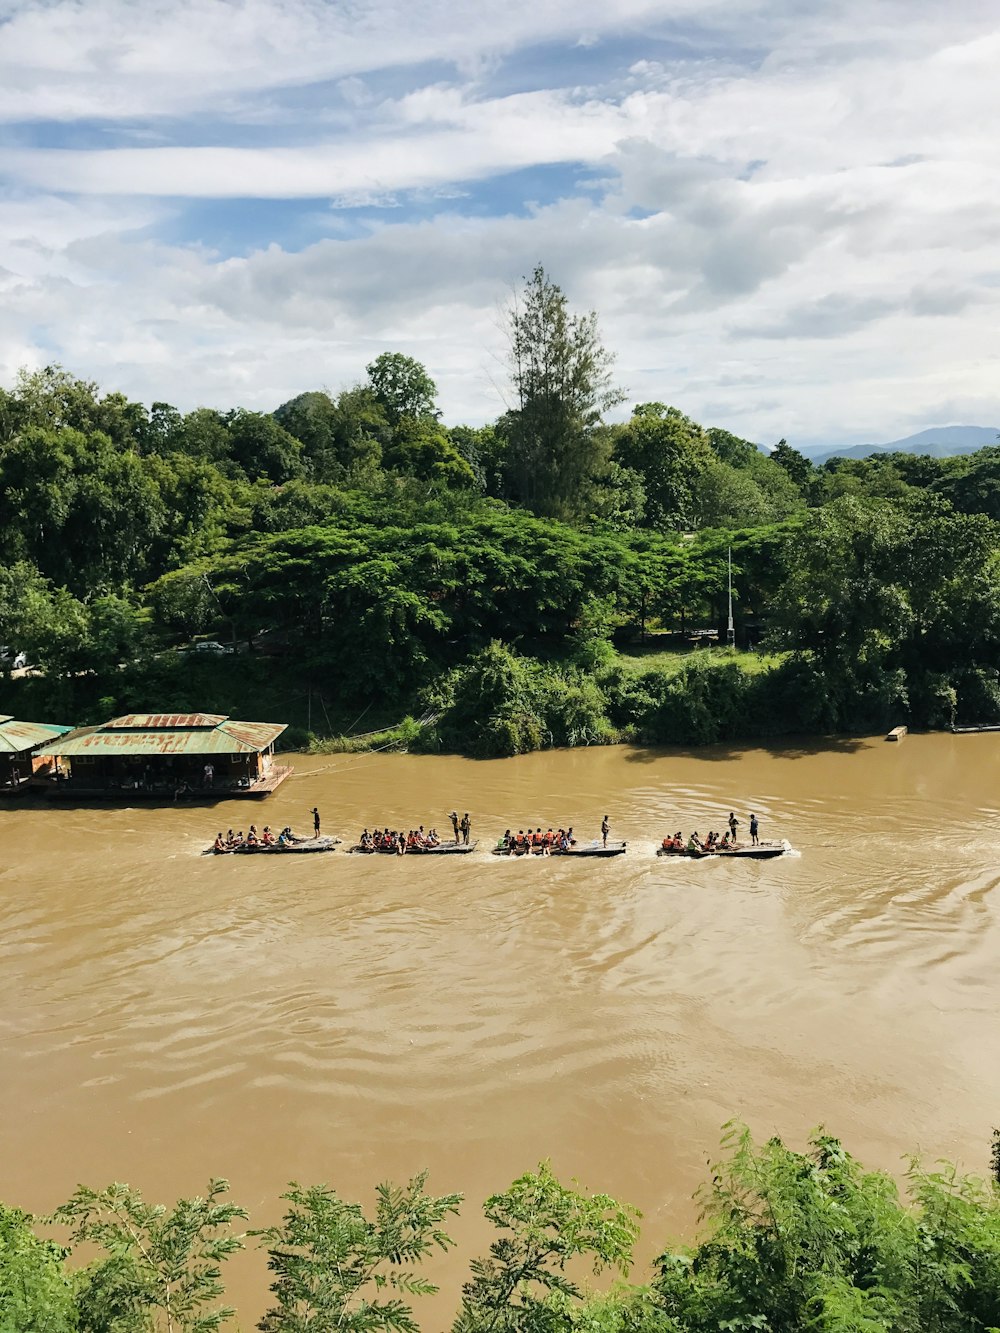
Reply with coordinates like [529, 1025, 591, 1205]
[4, 639, 999, 759]
[4, 1125, 1000, 1332]
[409, 643, 993, 757]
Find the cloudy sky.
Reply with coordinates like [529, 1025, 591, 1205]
[0, 0, 997, 447]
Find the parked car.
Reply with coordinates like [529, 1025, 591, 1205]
[186, 641, 235, 655]
[0, 646, 27, 669]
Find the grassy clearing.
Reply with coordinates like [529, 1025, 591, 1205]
[307, 716, 427, 755]
[613, 641, 787, 677]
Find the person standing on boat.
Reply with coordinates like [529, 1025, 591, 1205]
[460, 812, 471, 845]
[750, 813, 759, 845]
[311, 807, 321, 837]
[728, 811, 739, 842]
[601, 814, 610, 847]
[450, 811, 460, 842]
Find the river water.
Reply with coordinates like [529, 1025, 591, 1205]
[2, 734, 999, 1320]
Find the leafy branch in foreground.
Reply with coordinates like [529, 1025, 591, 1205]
[53, 1178, 246, 1333]
[652, 1122, 1000, 1333]
[0, 1202, 77, 1333]
[454, 1161, 640, 1333]
[253, 1170, 462, 1333]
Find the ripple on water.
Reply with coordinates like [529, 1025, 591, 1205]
[5, 735, 1000, 1315]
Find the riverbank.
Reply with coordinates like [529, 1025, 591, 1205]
[4, 639, 997, 759]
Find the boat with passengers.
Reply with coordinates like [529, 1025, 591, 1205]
[347, 827, 477, 854]
[207, 825, 340, 854]
[657, 830, 787, 860]
[492, 827, 627, 858]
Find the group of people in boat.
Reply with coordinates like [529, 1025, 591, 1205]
[661, 811, 761, 853]
[213, 824, 299, 851]
[357, 826, 444, 853]
[496, 827, 578, 854]
[661, 829, 738, 853]
[210, 807, 763, 856]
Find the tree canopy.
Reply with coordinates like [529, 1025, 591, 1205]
[3, 274, 1000, 752]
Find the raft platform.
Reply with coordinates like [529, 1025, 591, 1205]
[45, 764, 293, 803]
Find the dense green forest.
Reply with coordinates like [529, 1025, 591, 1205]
[4, 1126, 1000, 1332]
[4, 264, 1000, 753]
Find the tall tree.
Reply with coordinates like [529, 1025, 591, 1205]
[501, 264, 623, 523]
[1, 364, 146, 448]
[365, 353, 439, 426]
[771, 437, 814, 494]
[383, 417, 474, 487]
[224, 409, 305, 483]
[0, 425, 166, 593]
[613, 404, 713, 531]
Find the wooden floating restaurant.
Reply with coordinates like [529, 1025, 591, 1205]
[0, 715, 72, 796]
[32, 713, 291, 800]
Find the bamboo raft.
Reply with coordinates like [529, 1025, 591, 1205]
[208, 836, 341, 855]
[348, 840, 479, 855]
[492, 840, 627, 858]
[656, 841, 787, 860]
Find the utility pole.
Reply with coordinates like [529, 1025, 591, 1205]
[727, 545, 735, 648]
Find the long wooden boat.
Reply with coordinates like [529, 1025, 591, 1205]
[492, 841, 627, 858]
[208, 836, 340, 855]
[348, 840, 479, 855]
[657, 840, 786, 860]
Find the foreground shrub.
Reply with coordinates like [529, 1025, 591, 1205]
[4, 1130, 1000, 1332]
[0, 1204, 76, 1333]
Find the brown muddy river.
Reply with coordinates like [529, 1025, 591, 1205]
[2, 734, 999, 1321]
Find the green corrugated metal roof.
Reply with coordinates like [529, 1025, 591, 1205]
[0, 717, 72, 755]
[35, 716, 286, 758]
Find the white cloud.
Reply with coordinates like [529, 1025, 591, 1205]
[0, 0, 703, 122]
[0, 89, 639, 196]
[1, 0, 999, 446]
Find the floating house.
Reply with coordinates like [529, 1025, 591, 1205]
[33, 713, 290, 800]
[0, 716, 71, 795]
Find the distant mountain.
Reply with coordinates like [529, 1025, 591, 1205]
[804, 426, 998, 466]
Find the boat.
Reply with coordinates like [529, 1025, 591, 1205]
[492, 840, 627, 858]
[656, 840, 787, 860]
[348, 840, 478, 855]
[208, 836, 341, 855]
